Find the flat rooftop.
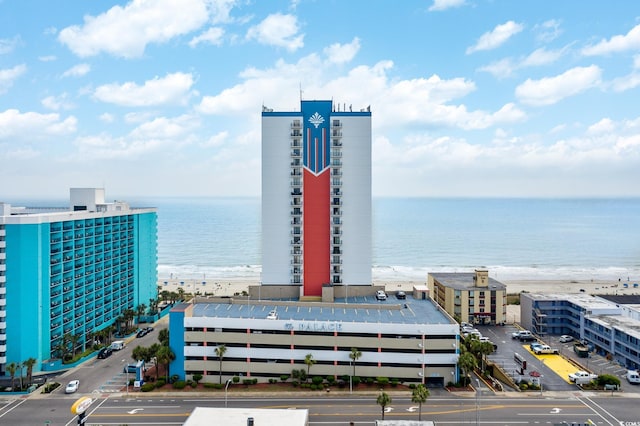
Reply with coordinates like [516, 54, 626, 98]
[430, 272, 506, 291]
[191, 293, 452, 325]
[526, 292, 624, 311]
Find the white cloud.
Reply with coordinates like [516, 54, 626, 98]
[93, 72, 195, 106]
[62, 63, 91, 78]
[373, 115, 640, 197]
[73, 114, 199, 160]
[521, 47, 565, 67]
[0, 64, 27, 95]
[41, 93, 74, 111]
[534, 19, 562, 43]
[197, 51, 524, 130]
[466, 21, 523, 54]
[635, 55, 640, 69]
[610, 72, 640, 92]
[479, 46, 566, 78]
[0, 109, 77, 139]
[99, 113, 115, 123]
[582, 23, 640, 56]
[428, 0, 465, 12]
[189, 27, 225, 47]
[38, 55, 57, 62]
[478, 58, 515, 79]
[0, 36, 20, 54]
[515, 65, 602, 106]
[201, 131, 228, 147]
[246, 13, 303, 51]
[58, 0, 210, 58]
[323, 38, 360, 64]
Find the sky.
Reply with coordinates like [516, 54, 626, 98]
[1, 0, 640, 199]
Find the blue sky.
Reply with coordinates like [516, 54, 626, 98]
[1, 0, 639, 198]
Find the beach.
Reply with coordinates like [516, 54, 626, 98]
[156, 277, 640, 297]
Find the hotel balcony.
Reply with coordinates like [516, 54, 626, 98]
[291, 139, 302, 148]
[331, 131, 342, 138]
[291, 121, 301, 129]
[331, 179, 342, 187]
[291, 149, 301, 158]
[331, 209, 342, 216]
[331, 120, 342, 128]
[332, 140, 342, 147]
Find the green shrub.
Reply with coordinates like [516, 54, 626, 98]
[352, 376, 361, 386]
[173, 380, 187, 389]
[376, 377, 389, 386]
[232, 376, 240, 384]
[597, 374, 621, 387]
[366, 377, 375, 386]
[156, 379, 166, 388]
[141, 383, 155, 392]
[292, 380, 299, 387]
[409, 383, 416, 389]
[280, 375, 289, 382]
[192, 374, 203, 384]
[312, 376, 324, 386]
[390, 378, 399, 387]
[203, 382, 224, 389]
[326, 375, 336, 384]
[519, 383, 529, 390]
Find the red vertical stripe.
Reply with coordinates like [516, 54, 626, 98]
[303, 169, 330, 296]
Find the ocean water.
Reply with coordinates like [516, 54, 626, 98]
[5, 196, 640, 283]
[147, 197, 640, 283]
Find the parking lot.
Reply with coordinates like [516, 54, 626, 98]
[477, 324, 638, 392]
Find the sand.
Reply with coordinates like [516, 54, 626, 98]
[156, 277, 640, 297]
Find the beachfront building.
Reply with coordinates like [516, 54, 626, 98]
[520, 293, 640, 370]
[427, 269, 507, 325]
[261, 100, 372, 297]
[0, 188, 157, 376]
[168, 290, 460, 387]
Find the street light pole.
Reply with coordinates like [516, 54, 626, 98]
[475, 378, 480, 425]
[224, 379, 232, 407]
[349, 360, 352, 394]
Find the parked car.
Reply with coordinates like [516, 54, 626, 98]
[568, 370, 598, 384]
[376, 290, 387, 301]
[97, 347, 113, 359]
[559, 335, 573, 343]
[395, 291, 406, 300]
[512, 330, 532, 340]
[65, 380, 79, 394]
[136, 329, 147, 338]
[143, 326, 154, 333]
[530, 342, 543, 351]
[626, 370, 640, 384]
[110, 340, 125, 351]
[533, 344, 559, 355]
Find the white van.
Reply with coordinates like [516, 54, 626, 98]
[110, 340, 125, 351]
[627, 370, 640, 384]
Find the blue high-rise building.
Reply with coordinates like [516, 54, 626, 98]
[0, 188, 157, 376]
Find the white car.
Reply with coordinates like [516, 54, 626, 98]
[559, 335, 573, 343]
[65, 380, 79, 394]
[376, 290, 387, 301]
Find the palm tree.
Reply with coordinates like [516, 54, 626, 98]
[158, 328, 169, 346]
[349, 347, 362, 379]
[135, 304, 147, 323]
[215, 344, 227, 384]
[411, 384, 430, 421]
[304, 353, 316, 382]
[70, 333, 81, 357]
[156, 345, 175, 382]
[458, 352, 478, 387]
[6, 362, 18, 391]
[23, 357, 37, 387]
[376, 391, 392, 420]
[148, 343, 161, 381]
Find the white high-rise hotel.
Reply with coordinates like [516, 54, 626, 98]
[262, 100, 372, 296]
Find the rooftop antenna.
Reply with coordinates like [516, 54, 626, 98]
[299, 83, 303, 102]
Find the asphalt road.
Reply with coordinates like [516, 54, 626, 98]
[1, 393, 639, 425]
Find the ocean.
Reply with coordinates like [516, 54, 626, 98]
[139, 196, 640, 283]
[5, 197, 640, 282]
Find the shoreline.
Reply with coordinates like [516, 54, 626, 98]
[156, 277, 640, 297]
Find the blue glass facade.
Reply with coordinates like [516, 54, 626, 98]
[3, 209, 157, 375]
